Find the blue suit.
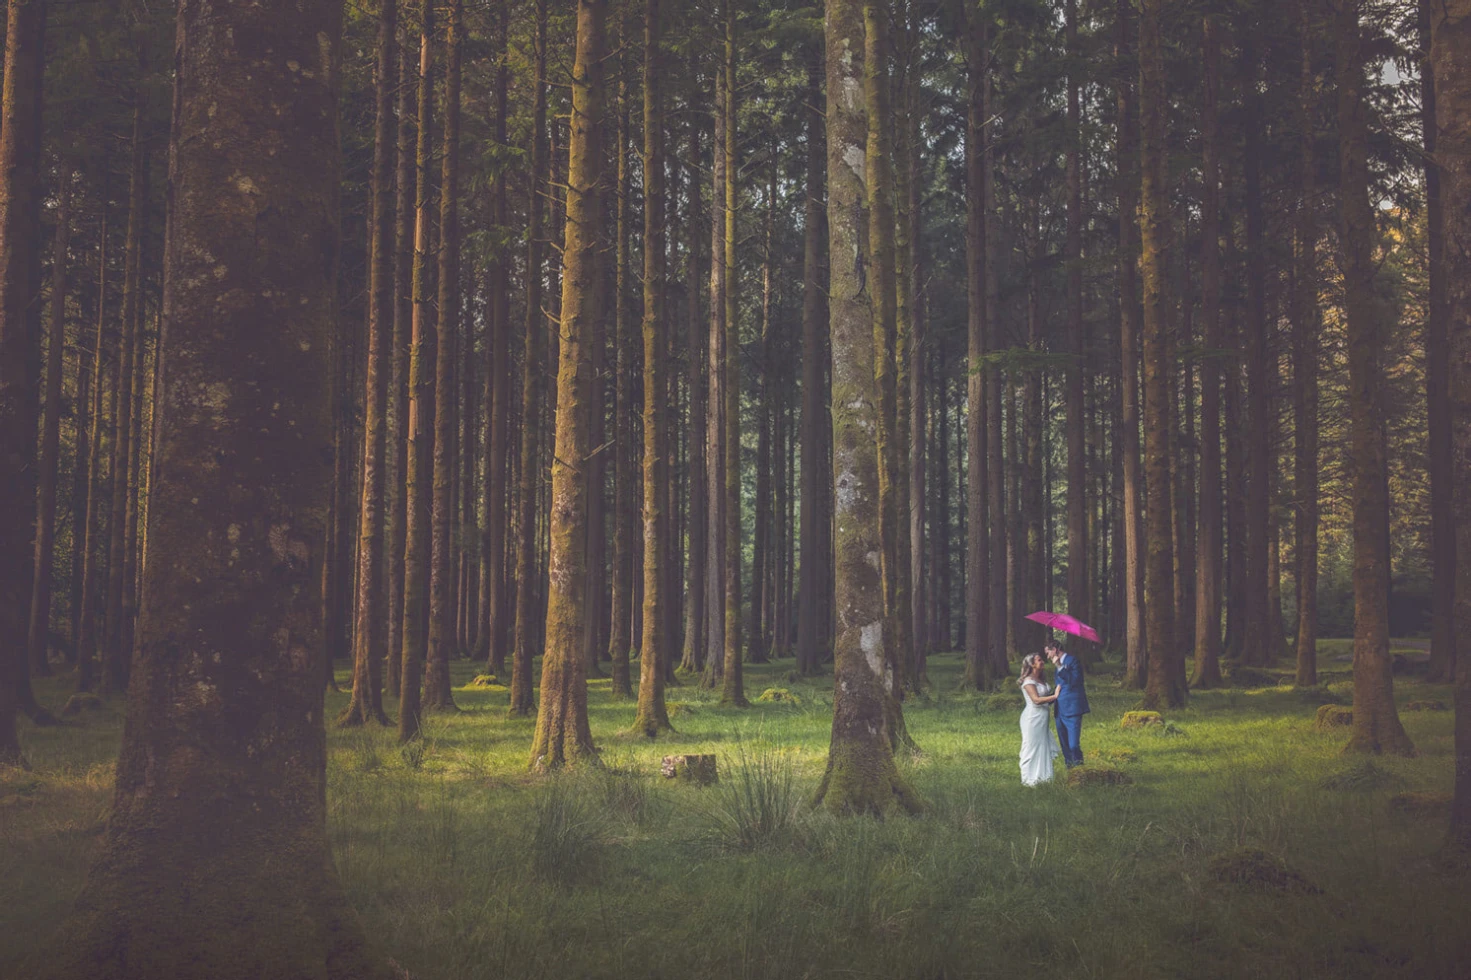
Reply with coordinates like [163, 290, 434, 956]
[1053, 653, 1089, 767]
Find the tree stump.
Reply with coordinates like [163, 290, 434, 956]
[1121, 710, 1164, 729]
[1313, 704, 1353, 730]
[661, 754, 717, 785]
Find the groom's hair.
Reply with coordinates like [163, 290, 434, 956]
[1044, 642, 1061, 655]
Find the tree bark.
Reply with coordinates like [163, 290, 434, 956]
[387, 15, 415, 696]
[1117, 0, 1147, 689]
[681, 122, 708, 675]
[1192, 11, 1225, 689]
[1140, 0, 1184, 710]
[703, 62, 727, 690]
[719, 0, 746, 708]
[398, 0, 438, 741]
[425, 0, 462, 713]
[529, 0, 607, 770]
[983, 56, 1006, 681]
[633, 0, 672, 737]
[609, 14, 635, 695]
[1430, 0, 1471, 848]
[1064, 0, 1089, 651]
[43, 0, 382, 971]
[482, 4, 511, 674]
[798, 48, 826, 677]
[963, 8, 991, 691]
[1293, 0, 1320, 688]
[814, 0, 920, 815]
[510, 0, 549, 717]
[342, 0, 397, 727]
[1338, 0, 1413, 756]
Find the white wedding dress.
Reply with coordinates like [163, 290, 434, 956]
[1019, 680, 1062, 786]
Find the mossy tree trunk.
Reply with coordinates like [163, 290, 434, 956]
[608, 13, 635, 695]
[719, 0, 747, 708]
[43, 0, 383, 973]
[482, 4, 511, 675]
[398, 0, 437, 743]
[1292, 0, 1321, 689]
[633, 0, 672, 737]
[529, 0, 607, 770]
[425, 0, 462, 713]
[1139, 0, 1184, 710]
[797, 46, 826, 678]
[814, 0, 921, 817]
[510, 0, 548, 717]
[1192, 11, 1224, 690]
[1431, 0, 1471, 848]
[342, 0, 397, 728]
[1338, 0, 1413, 757]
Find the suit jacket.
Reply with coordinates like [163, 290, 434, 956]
[1054, 653, 1090, 716]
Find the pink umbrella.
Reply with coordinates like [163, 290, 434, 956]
[1025, 610, 1101, 645]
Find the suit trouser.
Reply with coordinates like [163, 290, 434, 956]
[1055, 712, 1084, 767]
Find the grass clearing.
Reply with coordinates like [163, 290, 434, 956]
[2, 640, 1466, 979]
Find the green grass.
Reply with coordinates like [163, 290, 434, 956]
[2, 641, 1465, 980]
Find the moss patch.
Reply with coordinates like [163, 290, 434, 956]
[1207, 848, 1320, 894]
[1121, 711, 1163, 730]
[1320, 761, 1405, 793]
[1313, 705, 1353, 730]
[1404, 700, 1446, 713]
[1296, 686, 1344, 706]
[1067, 767, 1132, 788]
[1090, 747, 1138, 765]
[755, 688, 803, 706]
[984, 693, 1019, 712]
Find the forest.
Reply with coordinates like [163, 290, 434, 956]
[0, 0, 1469, 977]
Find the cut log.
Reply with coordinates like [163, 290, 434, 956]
[660, 754, 717, 784]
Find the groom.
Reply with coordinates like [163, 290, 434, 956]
[1046, 642, 1089, 768]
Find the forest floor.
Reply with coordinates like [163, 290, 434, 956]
[3, 640, 1467, 980]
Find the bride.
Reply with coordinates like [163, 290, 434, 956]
[1018, 653, 1062, 786]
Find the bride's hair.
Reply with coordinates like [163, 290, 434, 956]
[1017, 654, 1044, 687]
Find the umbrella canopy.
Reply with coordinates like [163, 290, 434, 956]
[1024, 611, 1101, 644]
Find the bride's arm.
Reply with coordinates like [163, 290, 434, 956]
[1022, 682, 1049, 705]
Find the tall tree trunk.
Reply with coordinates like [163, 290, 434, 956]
[703, 62, 727, 689]
[903, 25, 927, 682]
[67, 271, 94, 671]
[963, 8, 991, 691]
[425, 0, 462, 713]
[27, 168, 70, 682]
[814, 0, 920, 815]
[44, 0, 383, 971]
[510, 0, 549, 716]
[609, 15, 635, 695]
[633, 0, 672, 736]
[1431, 0, 1471, 848]
[482, 4, 511, 673]
[1241, 34, 1274, 669]
[1222, 214, 1247, 660]
[1193, 12, 1225, 689]
[681, 122, 708, 675]
[719, 0, 747, 708]
[1117, 0, 1147, 688]
[388, 17, 415, 695]
[983, 58, 1006, 681]
[798, 48, 826, 677]
[1064, 0, 1089, 648]
[75, 208, 109, 695]
[398, 0, 438, 741]
[1338, 0, 1413, 756]
[101, 93, 146, 696]
[342, 0, 397, 727]
[1139, 0, 1184, 710]
[1293, 0, 1320, 688]
[1422, 0, 1455, 686]
[753, 160, 774, 665]
[530, 0, 607, 770]
[0, 0, 46, 760]
[1022, 248, 1045, 653]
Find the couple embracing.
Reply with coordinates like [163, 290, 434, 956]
[1016, 643, 1089, 786]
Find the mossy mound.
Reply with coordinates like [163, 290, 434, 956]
[467, 674, 500, 688]
[1388, 791, 1453, 816]
[1091, 747, 1138, 765]
[1296, 685, 1345, 706]
[755, 688, 802, 706]
[985, 693, 1019, 712]
[1121, 710, 1164, 730]
[1320, 761, 1405, 793]
[666, 701, 698, 717]
[1313, 705, 1353, 730]
[60, 693, 104, 717]
[1207, 848, 1320, 894]
[1067, 766, 1132, 788]
[1404, 700, 1447, 713]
